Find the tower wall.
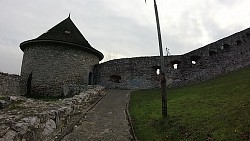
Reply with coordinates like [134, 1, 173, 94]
[20, 42, 99, 97]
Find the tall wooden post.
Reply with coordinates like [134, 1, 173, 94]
[153, 0, 167, 117]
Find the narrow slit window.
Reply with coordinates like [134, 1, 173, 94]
[156, 69, 160, 75]
[65, 31, 71, 34]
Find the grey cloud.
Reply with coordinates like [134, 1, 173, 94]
[218, 0, 240, 6]
[0, 0, 249, 74]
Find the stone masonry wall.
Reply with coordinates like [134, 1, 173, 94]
[0, 85, 106, 141]
[0, 72, 20, 95]
[95, 27, 250, 89]
[20, 42, 99, 97]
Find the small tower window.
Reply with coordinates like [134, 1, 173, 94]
[236, 40, 242, 45]
[65, 31, 71, 34]
[191, 61, 197, 65]
[156, 69, 160, 75]
[173, 64, 178, 69]
[152, 66, 161, 75]
[190, 55, 201, 65]
[171, 60, 181, 69]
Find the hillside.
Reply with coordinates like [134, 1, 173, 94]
[129, 66, 250, 141]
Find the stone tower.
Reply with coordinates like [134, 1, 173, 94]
[20, 16, 103, 97]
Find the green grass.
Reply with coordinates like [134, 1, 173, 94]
[129, 66, 250, 141]
[7, 101, 24, 110]
[0, 96, 8, 100]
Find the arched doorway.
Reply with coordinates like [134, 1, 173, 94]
[88, 72, 93, 85]
[27, 73, 32, 96]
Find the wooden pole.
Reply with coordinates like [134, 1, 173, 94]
[153, 0, 167, 117]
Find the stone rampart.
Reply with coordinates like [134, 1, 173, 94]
[95, 27, 250, 89]
[0, 72, 20, 95]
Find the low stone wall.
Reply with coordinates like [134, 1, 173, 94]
[0, 72, 20, 96]
[0, 85, 106, 141]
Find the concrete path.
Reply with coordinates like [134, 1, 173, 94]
[62, 90, 133, 141]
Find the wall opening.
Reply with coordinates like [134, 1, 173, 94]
[109, 75, 121, 83]
[152, 66, 161, 75]
[191, 61, 197, 65]
[156, 69, 160, 75]
[246, 32, 250, 38]
[190, 55, 201, 65]
[236, 40, 242, 45]
[88, 72, 93, 85]
[223, 44, 230, 48]
[65, 31, 71, 34]
[171, 60, 181, 69]
[27, 73, 32, 96]
[173, 64, 178, 69]
[209, 51, 217, 56]
[220, 43, 231, 52]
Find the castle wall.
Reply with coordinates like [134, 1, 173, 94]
[0, 72, 20, 95]
[95, 57, 161, 89]
[20, 42, 99, 97]
[95, 28, 250, 89]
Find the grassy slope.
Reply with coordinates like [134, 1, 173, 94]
[129, 66, 250, 141]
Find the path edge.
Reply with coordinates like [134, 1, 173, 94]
[125, 91, 138, 141]
[53, 89, 111, 141]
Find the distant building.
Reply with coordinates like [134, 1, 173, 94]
[20, 16, 103, 97]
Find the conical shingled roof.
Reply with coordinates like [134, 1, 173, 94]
[20, 16, 103, 60]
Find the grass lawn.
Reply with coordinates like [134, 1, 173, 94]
[129, 66, 250, 141]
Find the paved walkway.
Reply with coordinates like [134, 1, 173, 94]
[62, 90, 133, 141]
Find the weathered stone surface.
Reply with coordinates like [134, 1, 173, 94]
[42, 119, 56, 136]
[63, 84, 87, 97]
[0, 125, 10, 137]
[0, 72, 20, 96]
[0, 100, 9, 109]
[95, 28, 250, 89]
[13, 122, 29, 134]
[20, 44, 99, 97]
[9, 96, 18, 102]
[0, 85, 105, 141]
[0, 130, 17, 141]
[21, 117, 40, 127]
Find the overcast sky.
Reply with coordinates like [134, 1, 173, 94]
[0, 0, 250, 74]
